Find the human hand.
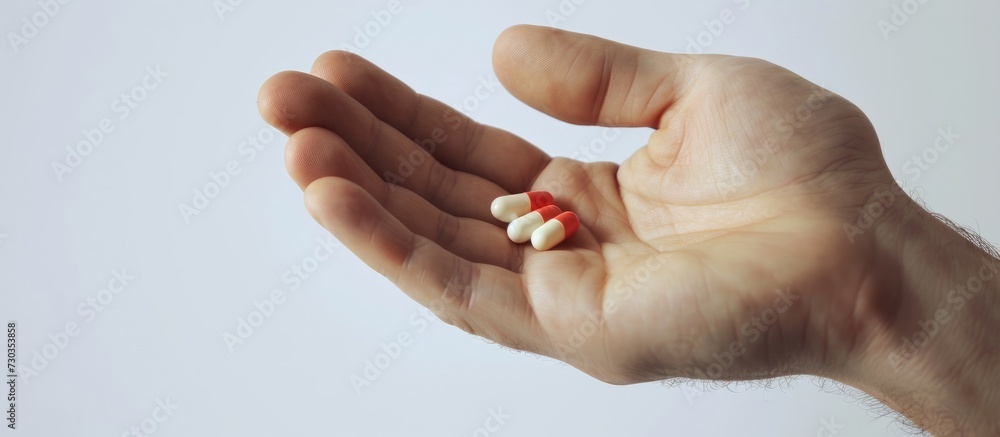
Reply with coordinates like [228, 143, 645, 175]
[259, 25, 999, 435]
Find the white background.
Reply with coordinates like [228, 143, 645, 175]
[2, 0, 997, 436]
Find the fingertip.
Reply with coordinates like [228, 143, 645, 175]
[491, 24, 692, 127]
[491, 24, 550, 93]
[303, 176, 354, 226]
[492, 24, 553, 65]
[492, 24, 535, 62]
[258, 70, 313, 134]
[285, 127, 336, 190]
[491, 24, 607, 125]
[310, 50, 364, 80]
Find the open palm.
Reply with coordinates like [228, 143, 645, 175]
[259, 25, 894, 384]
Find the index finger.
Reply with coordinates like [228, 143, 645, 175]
[310, 51, 552, 194]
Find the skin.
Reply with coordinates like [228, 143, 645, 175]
[258, 25, 1000, 435]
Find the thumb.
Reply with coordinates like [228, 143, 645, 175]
[492, 24, 706, 128]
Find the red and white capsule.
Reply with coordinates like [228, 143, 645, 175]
[531, 211, 580, 251]
[490, 191, 555, 222]
[507, 205, 562, 243]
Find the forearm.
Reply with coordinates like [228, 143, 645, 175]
[849, 194, 1000, 435]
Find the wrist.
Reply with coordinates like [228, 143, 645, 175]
[840, 188, 1000, 435]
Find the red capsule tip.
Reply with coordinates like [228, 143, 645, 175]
[526, 191, 555, 210]
[554, 211, 579, 237]
[535, 205, 562, 221]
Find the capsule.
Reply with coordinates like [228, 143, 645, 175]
[490, 191, 555, 222]
[507, 205, 562, 243]
[531, 211, 580, 251]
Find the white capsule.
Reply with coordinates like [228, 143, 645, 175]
[490, 191, 554, 222]
[531, 211, 580, 251]
[507, 205, 562, 243]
